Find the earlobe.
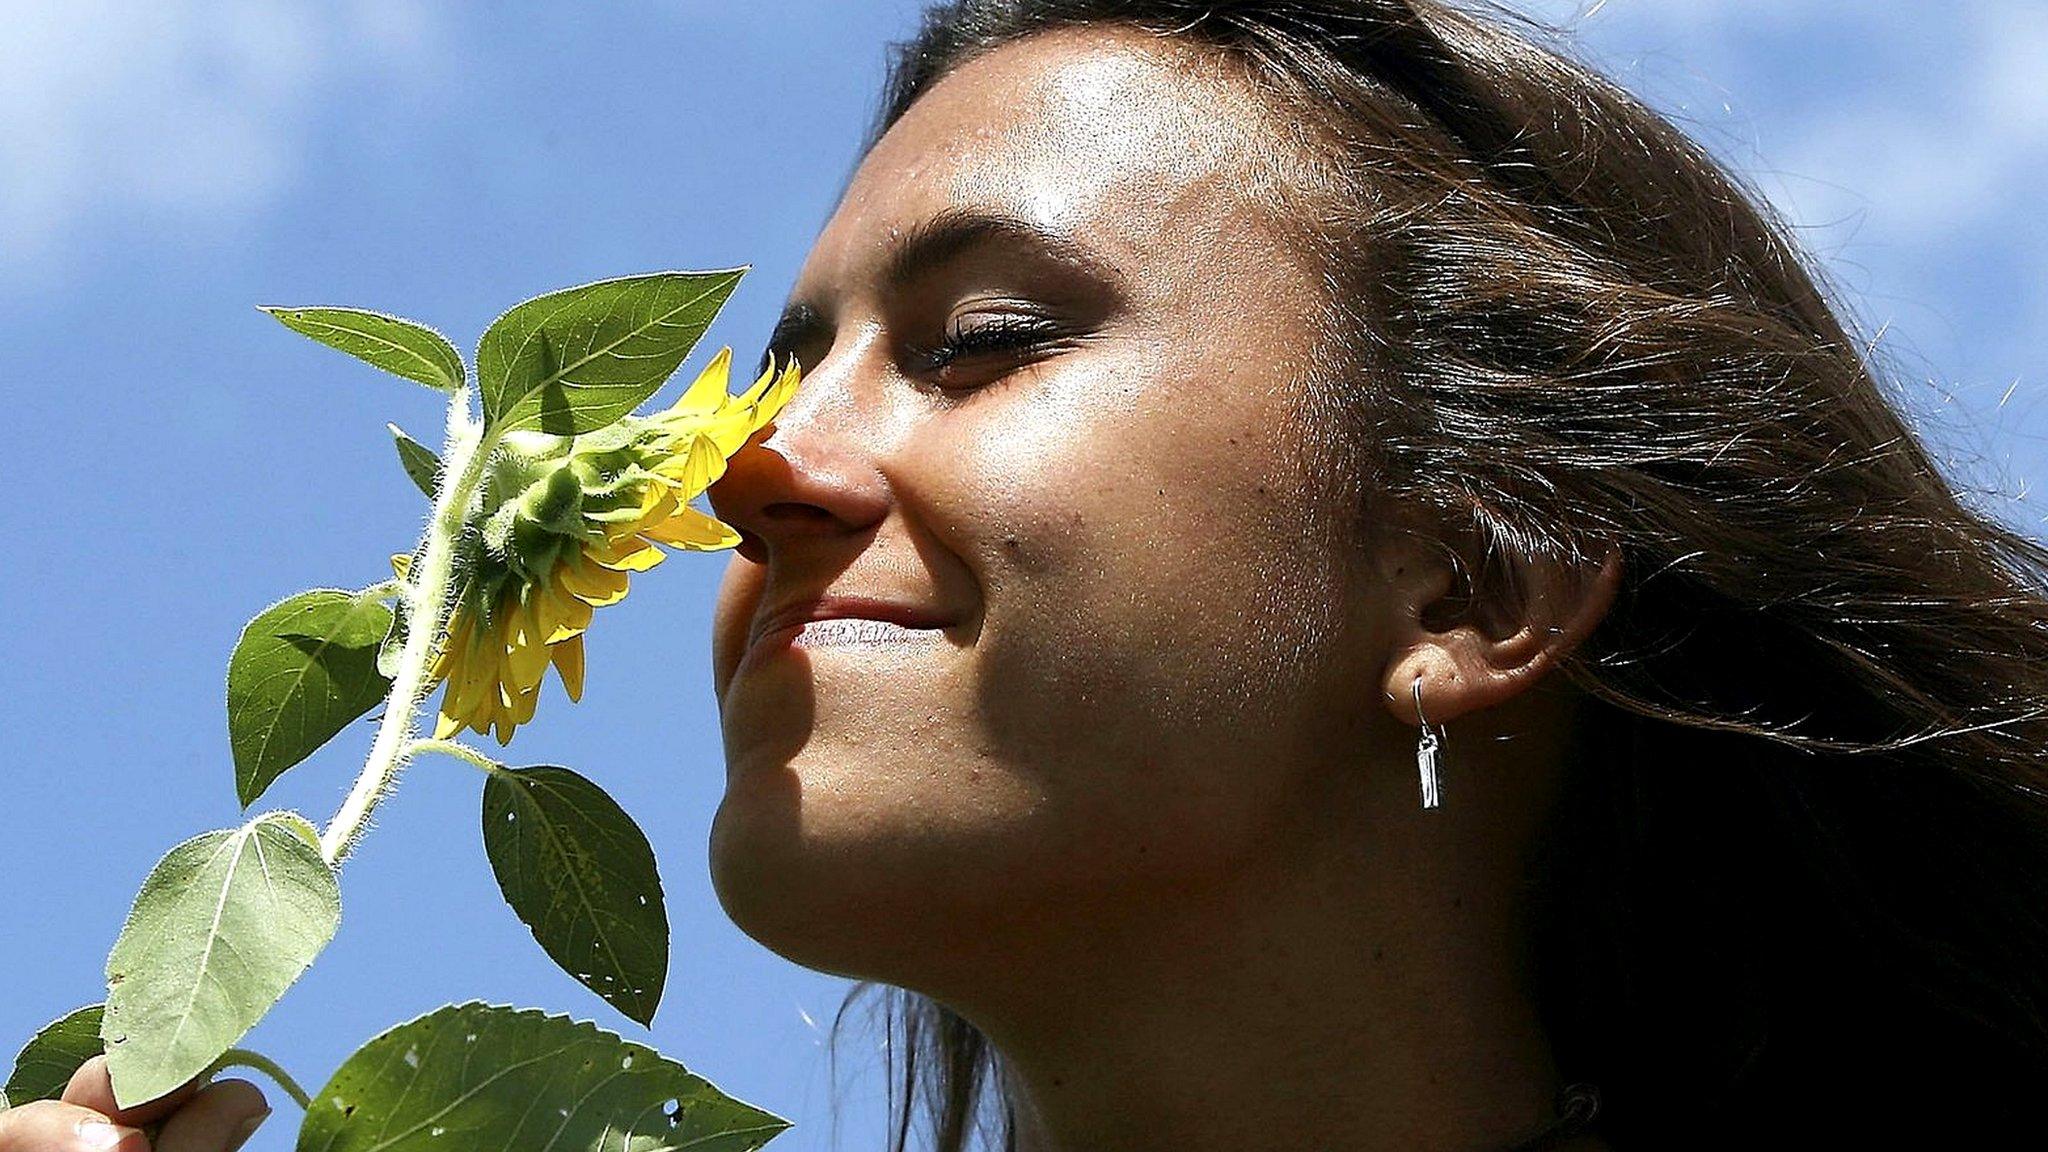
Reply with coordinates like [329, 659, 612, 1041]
[1379, 542, 1623, 728]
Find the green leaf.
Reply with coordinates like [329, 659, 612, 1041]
[483, 765, 669, 1025]
[262, 306, 465, 392]
[103, 812, 340, 1109]
[228, 589, 394, 807]
[297, 1002, 789, 1152]
[4, 1004, 105, 1106]
[475, 269, 745, 437]
[388, 422, 442, 499]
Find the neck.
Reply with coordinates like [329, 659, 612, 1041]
[933, 740, 1603, 1152]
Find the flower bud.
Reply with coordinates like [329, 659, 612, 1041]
[424, 348, 800, 745]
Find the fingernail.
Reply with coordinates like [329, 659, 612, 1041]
[226, 1109, 271, 1152]
[75, 1119, 143, 1150]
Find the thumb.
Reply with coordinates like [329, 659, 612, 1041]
[61, 1056, 202, 1127]
[0, 1099, 150, 1150]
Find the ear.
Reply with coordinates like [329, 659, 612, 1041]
[1376, 527, 1623, 729]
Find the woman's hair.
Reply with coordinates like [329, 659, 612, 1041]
[825, 2, 2048, 1147]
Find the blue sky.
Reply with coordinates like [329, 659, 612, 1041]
[2, 3, 2042, 1150]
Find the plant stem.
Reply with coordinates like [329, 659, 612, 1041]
[405, 737, 506, 777]
[203, 1047, 314, 1110]
[320, 386, 502, 865]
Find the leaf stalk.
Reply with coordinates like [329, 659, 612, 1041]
[203, 1047, 314, 1111]
[405, 737, 506, 777]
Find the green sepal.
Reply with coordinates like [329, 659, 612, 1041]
[388, 423, 442, 500]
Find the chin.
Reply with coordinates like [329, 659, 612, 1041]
[706, 729, 1069, 988]
[708, 736, 967, 979]
[706, 785, 879, 980]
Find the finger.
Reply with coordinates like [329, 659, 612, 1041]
[153, 1079, 271, 1152]
[61, 1055, 204, 1127]
[0, 1099, 149, 1151]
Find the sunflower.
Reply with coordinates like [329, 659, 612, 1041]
[400, 348, 798, 746]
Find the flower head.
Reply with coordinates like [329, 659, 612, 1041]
[408, 348, 798, 745]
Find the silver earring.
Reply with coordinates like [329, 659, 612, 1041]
[1413, 677, 1442, 809]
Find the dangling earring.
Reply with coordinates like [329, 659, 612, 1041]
[1412, 677, 1442, 809]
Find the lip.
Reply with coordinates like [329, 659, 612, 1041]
[736, 595, 956, 677]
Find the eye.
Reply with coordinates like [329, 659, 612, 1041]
[903, 310, 1068, 384]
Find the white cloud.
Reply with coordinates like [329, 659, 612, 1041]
[1510, 0, 2048, 390]
[1517, 0, 1816, 36]
[0, 0, 440, 281]
[1980, 4, 2048, 138]
[1514, 1, 2048, 243]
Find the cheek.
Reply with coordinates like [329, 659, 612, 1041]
[946, 366, 1360, 866]
[709, 553, 764, 702]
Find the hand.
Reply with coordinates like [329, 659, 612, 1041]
[0, 1056, 269, 1151]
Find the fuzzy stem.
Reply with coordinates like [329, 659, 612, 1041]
[202, 1047, 314, 1111]
[405, 736, 506, 777]
[319, 386, 501, 865]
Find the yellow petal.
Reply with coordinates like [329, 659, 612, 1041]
[511, 681, 540, 725]
[429, 608, 474, 685]
[488, 681, 533, 745]
[551, 632, 586, 702]
[704, 410, 762, 460]
[448, 614, 501, 719]
[503, 591, 551, 691]
[449, 664, 494, 724]
[489, 696, 516, 747]
[432, 668, 479, 729]
[735, 353, 779, 409]
[592, 538, 665, 573]
[669, 346, 733, 417]
[751, 357, 802, 432]
[703, 355, 799, 458]
[676, 432, 733, 495]
[484, 683, 534, 746]
[538, 577, 592, 642]
[391, 552, 413, 579]
[604, 486, 679, 539]
[558, 553, 630, 606]
[639, 506, 742, 550]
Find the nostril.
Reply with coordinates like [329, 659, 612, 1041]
[733, 527, 768, 565]
[762, 501, 840, 525]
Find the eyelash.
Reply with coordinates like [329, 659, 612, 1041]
[905, 313, 1066, 377]
[756, 313, 1070, 385]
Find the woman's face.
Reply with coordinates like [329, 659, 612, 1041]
[706, 26, 1394, 989]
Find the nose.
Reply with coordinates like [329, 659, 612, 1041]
[707, 348, 891, 564]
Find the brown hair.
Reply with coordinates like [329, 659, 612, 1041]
[827, 2, 2048, 1147]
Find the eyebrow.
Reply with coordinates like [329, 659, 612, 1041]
[759, 206, 1120, 372]
[881, 205, 1116, 289]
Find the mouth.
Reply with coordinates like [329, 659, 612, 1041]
[735, 596, 955, 680]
